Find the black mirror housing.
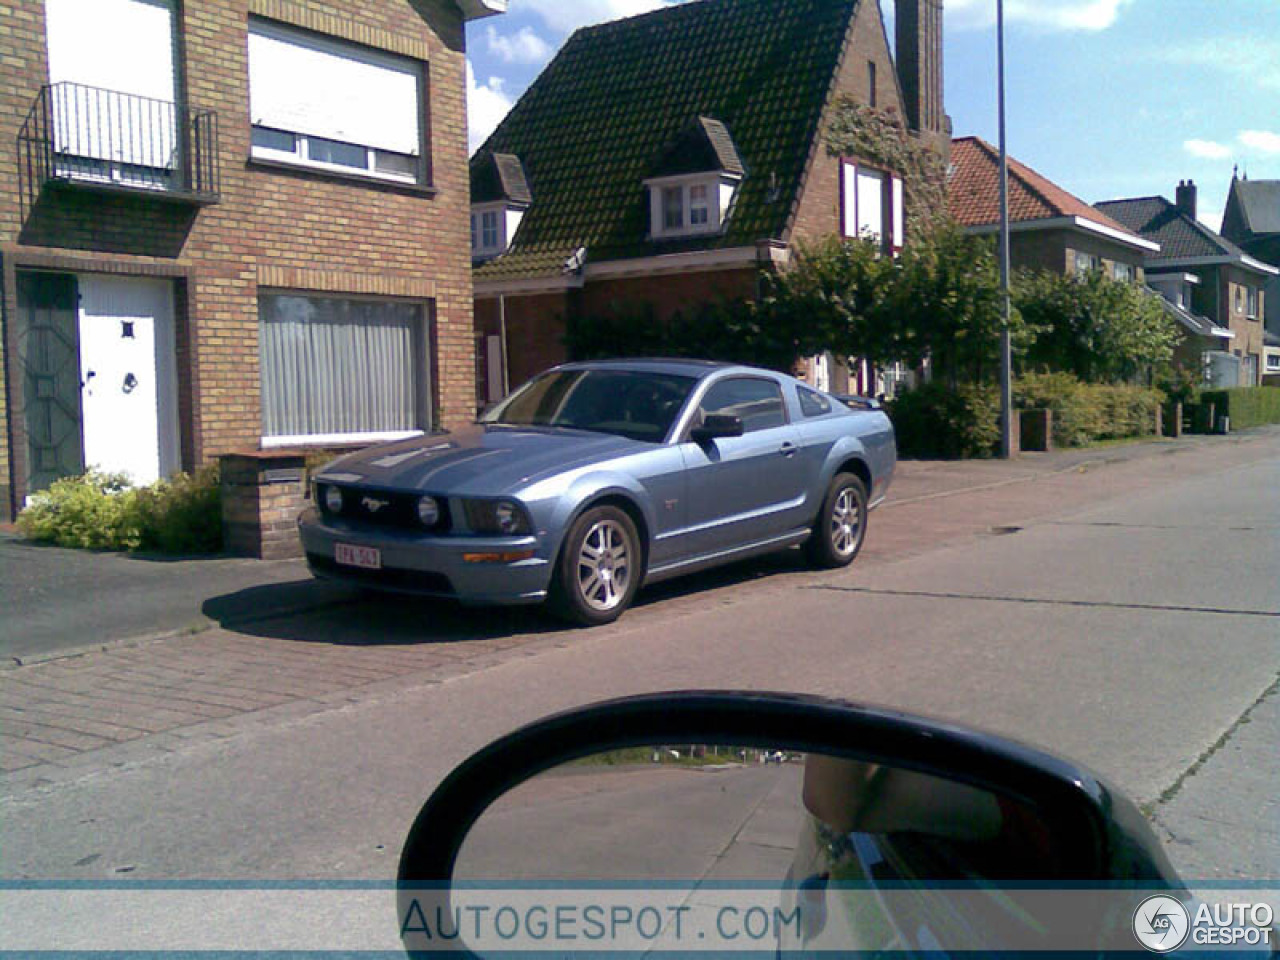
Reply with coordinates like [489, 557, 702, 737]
[692, 414, 745, 443]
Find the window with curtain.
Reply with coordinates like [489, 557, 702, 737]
[259, 294, 427, 443]
[248, 19, 424, 183]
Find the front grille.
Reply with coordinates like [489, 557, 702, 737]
[320, 485, 451, 533]
[308, 554, 455, 596]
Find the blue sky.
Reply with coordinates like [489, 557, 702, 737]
[465, 0, 1280, 232]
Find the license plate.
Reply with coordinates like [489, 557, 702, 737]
[335, 543, 381, 570]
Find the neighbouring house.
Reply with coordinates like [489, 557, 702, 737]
[470, 0, 949, 404]
[948, 136, 1158, 283]
[0, 0, 503, 521]
[1263, 330, 1280, 386]
[1097, 182, 1279, 388]
[1220, 173, 1280, 335]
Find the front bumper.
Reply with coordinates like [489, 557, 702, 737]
[297, 508, 553, 606]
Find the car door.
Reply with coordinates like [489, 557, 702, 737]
[676, 376, 808, 556]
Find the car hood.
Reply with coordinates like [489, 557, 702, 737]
[316, 425, 645, 496]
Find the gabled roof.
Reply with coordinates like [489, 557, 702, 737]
[1094, 195, 1264, 266]
[650, 116, 746, 180]
[470, 0, 861, 282]
[947, 136, 1143, 244]
[1227, 178, 1280, 237]
[471, 151, 532, 206]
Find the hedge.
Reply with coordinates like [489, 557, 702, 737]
[1198, 387, 1280, 431]
[1015, 373, 1163, 447]
[888, 382, 1001, 459]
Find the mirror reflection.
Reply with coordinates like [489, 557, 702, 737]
[450, 745, 1069, 953]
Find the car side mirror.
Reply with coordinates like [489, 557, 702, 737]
[691, 414, 744, 443]
[399, 692, 1190, 957]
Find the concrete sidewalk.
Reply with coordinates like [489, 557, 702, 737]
[2, 427, 1273, 668]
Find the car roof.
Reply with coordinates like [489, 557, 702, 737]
[553, 358, 775, 380]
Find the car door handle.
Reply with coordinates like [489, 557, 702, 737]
[780, 442, 798, 458]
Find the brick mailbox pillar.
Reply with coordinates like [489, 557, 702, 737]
[220, 451, 309, 560]
[1018, 409, 1054, 452]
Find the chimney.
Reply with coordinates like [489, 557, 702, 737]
[895, 0, 945, 135]
[1176, 179, 1198, 221]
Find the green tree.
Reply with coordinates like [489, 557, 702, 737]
[1014, 270, 1179, 383]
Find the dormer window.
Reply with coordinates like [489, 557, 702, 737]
[645, 116, 745, 241]
[469, 151, 532, 261]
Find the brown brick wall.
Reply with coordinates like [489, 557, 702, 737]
[791, 1, 905, 245]
[475, 291, 571, 392]
[0, 0, 476, 519]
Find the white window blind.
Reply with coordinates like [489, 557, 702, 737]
[45, 0, 176, 166]
[45, 0, 175, 100]
[891, 175, 905, 249]
[842, 163, 858, 239]
[259, 294, 424, 440]
[249, 21, 421, 157]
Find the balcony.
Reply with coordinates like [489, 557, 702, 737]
[18, 82, 220, 211]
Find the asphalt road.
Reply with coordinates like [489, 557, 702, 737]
[1, 440, 1276, 897]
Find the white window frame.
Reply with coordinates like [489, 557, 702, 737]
[1265, 353, 1280, 372]
[1244, 286, 1258, 318]
[471, 202, 524, 257]
[1113, 262, 1135, 283]
[248, 19, 425, 186]
[646, 174, 738, 239]
[840, 160, 903, 253]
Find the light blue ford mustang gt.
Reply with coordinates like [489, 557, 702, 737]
[298, 359, 896, 625]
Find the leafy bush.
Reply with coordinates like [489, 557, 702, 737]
[129, 465, 222, 554]
[17, 467, 222, 554]
[888, 382, 1001, 459]
[16, 471, 142, 550]
[1015, 372, 1163, 446]
[1199, 387, 1280, 430]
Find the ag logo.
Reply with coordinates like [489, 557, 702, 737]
[1133, 895, 1190, 952]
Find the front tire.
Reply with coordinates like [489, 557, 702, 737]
[805, 473, 868, 569]
[549, 506, 643, 626]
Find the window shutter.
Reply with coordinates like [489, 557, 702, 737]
[841, 163, 858, 239]
[46, 0, 175, 101]
[892, 176, 905, 251]
[249, 22, 421, 156]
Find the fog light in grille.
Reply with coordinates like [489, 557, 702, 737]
[417, 495, 441, 527]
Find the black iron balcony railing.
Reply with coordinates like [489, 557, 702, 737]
[18, 82, 220, 210]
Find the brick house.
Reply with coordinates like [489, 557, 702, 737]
[947, 136, 1157, 282]
[469, 0, 949, 404]
[0, 0, 503, 521]
[1098, 182, 1279, 387]
[1220, 173, 1280, 337]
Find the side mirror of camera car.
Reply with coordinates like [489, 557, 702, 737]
[398, 692, 1223, 957]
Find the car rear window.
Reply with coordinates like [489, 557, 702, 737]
[797, 385, 833, 418]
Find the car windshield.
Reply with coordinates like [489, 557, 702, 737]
[481, 369, 698, 443]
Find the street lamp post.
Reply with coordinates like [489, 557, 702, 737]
[997, 0, 1014, 458]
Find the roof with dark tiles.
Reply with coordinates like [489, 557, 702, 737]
[947, 136, 1141, 240]
[1094, 195, 1259, 264]
[470, 0, 861, 281]
[651, 116, 747, 180]
[1227, 178, 1280, 238]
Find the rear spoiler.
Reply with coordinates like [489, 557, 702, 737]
[835, 395, 884, 412]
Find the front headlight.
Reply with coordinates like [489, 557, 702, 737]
[417, 495, 441, 527]
[323, 485, 344, 514]
[464, 498, 532, 536]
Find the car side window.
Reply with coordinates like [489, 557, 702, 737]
[698, 378, 787, 433]
[797, 385, 832, 418]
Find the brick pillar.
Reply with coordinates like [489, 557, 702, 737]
[220, 451, 308, 560]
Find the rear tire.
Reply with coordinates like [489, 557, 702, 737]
[548, 505, 643, 626]
[805, 473, 868, 569]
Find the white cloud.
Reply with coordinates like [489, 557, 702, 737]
[1160, 37, 1280, 93]
[1183, 139, 1232, 160]
[485, 24, 553, 65]
[946, 0, 1133, 31]
[518, 0, 676, 35]
[467, 61, 513, 153]
[1239, 129, 1280, 154]
[1199, 206, 1224, 234]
